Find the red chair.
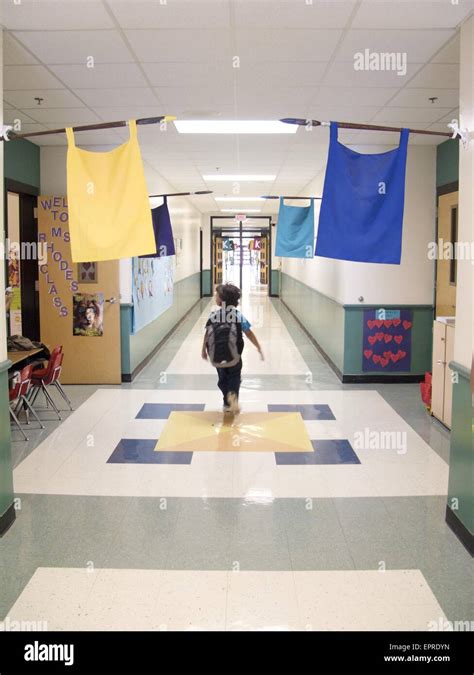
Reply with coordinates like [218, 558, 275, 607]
[30, 347, 73, 416]
[9, 365, 45, 441]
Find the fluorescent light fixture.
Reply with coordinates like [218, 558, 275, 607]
[174, 120, 297, 134]
[215, 197, 264, 202]
[221, 209, 261, 213]
[203, 174, 276, 182]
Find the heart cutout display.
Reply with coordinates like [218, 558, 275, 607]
[374, 320, 383, 329]
[394, 335, 403, 344]
[368, 335, 376, 345]
[383, 350, 392, 359]
[402, 320, 412, 330]
[367, 320, 376, 330]
[384, 334, 393, 343]
[364, 349, 373, 359]
[383, 320, 392, 329]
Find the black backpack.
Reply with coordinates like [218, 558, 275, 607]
[206, 309, 243, 368]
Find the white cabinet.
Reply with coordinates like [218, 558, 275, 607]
[431, 319, 455, 428]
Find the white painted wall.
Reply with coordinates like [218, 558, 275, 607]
[0, 31, 6, 362]
[40, 145, 203, 292]
[453, 15, 473, 371]
[282, 144, 437, 306]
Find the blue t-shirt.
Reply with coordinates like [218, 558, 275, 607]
[235, 310, 251, 333]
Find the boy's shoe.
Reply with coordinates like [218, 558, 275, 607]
[226, 392, 240, 414]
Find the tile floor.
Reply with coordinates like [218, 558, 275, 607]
[1, 292, 472, 631]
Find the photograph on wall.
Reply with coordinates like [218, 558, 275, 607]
[362, 309, 413, 372]
[77, 261, 98, 283]
[73, 292, 104, 337]
[132, 256, 174, 333]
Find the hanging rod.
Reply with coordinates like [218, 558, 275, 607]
[280, 118, 453, 138]
[149, 190, 213, 198]
[261, 195, 321, 200]
[0, 115, 177, 142]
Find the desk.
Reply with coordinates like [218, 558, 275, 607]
[8, 348, 44, 368]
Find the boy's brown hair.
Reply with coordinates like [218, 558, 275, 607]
[216, 283, 241, 307]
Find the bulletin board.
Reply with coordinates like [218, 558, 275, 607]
[132, 256, 174, 333]
[37, 196, 121, 384]
[362, 309, 413, 372]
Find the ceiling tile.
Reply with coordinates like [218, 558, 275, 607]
[76, 88, 158, 107]
[4, 109, 39, 125]
[372, 106, 453, 123]
[407, 63, 460, 88]
[315, 86, 398, 107]
[108, 0, 231, 29]
[432, 34, 460, 63]
[352, 1, 472, 29]
[335, 29, 455, 63]
[236, 62, 328, 88]
[28, 107, 102, 126]
[388, 88, 459, 108]
[12, 30, 134, 65]
[143, 62, 232, 88]
[49, 63, 148, 89]
[4, 89, 84, 109]
[4, 65, 64, 90]
[323, 61, 424, 87]
[235, 29, 342, 62]
[125, 29, 232, 62]
[234, 0, 356, 28]
[1, 0, 115, 30]
[3, 32, 38, 65]
[155, 86, 235, 108]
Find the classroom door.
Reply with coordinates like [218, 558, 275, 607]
[436, 191, 458, 317]
[37, 196, 122, 384]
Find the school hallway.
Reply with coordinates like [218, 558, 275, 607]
[1, 290, 471, 632]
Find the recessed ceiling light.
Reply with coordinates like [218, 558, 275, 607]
[203, 174, 276, 182]
[215, 197, 264, 202]
[221, 209, 262, 213]
[174, 120, 297, 134]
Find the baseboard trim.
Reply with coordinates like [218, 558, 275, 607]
[446, 505, 474, 557]
[0, 502, 16, 537]
[279, 298, 343, 380]
[342, 374, 425, 384]
[122, 297, 202, 382]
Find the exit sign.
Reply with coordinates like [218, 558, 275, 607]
[234, 214, 247, 222]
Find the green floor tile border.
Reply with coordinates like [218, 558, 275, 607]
[446, 361, 473, 552]
[0, 361, 15, 536]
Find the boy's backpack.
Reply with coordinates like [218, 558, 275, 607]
[206, 309, 243, 368]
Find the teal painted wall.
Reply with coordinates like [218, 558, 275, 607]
[202, 269, 212, 296]
[344, 306, 434, 375]
[122, 272, 201, 376]
[0, 364, 14, 526]
[281, 273, 345, 372]
[4, 138, 40, 187]
[271, 269, 280, 296]
[436, 139, 459, 187]
[447, 365, 473, 535]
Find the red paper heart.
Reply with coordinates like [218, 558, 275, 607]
[380, 357, 389, 367]
[383, 320, 392, 329]
[394, 335, 403, 344]
[373, 354, 381, 364]
[376, 332, 384, 341]
[398, 350, 406, 359]
[390, 353, 399, 362]
[402, 320, 412, 330]
[375, 320, 383, 329]
[367, 320, 376, 330]
[393, 319, 401, 327]
[383, 350, 392, 359]
[364, 350, 373, 359]
[384, 334, 393, 343]
[368, 335, 376, 345]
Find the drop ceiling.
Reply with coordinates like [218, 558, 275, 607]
[1, 0, 472, 214]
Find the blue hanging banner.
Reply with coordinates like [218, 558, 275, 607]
[275, 197, 314, 259]
[140, 196, 176, 259]
[315, 122, 409, 264]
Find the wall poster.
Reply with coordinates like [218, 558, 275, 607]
[132, 256, 174, 333]
[73, 292, 104, 337]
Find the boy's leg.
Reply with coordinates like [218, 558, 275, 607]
[216, 368, 229, 407]
[226, 360, 242, 410]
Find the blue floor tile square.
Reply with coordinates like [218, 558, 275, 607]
[275, 439, 360, 465]
[136, 403, 205, 419]
[267, 404, 335, 420]
[108, 439, 192, 464]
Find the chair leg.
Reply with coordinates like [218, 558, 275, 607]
[42, 383, 61, 420]
[9, 407, 28, 441]
[53, 382, 74, 411]
[21, 396, 45, 429]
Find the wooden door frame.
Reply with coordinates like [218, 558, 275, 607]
[435, 181, 459, 318]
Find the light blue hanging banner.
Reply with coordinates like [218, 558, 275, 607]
[275, 197, 314, 259]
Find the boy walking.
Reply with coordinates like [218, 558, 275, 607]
[202, 283, 263, 413]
